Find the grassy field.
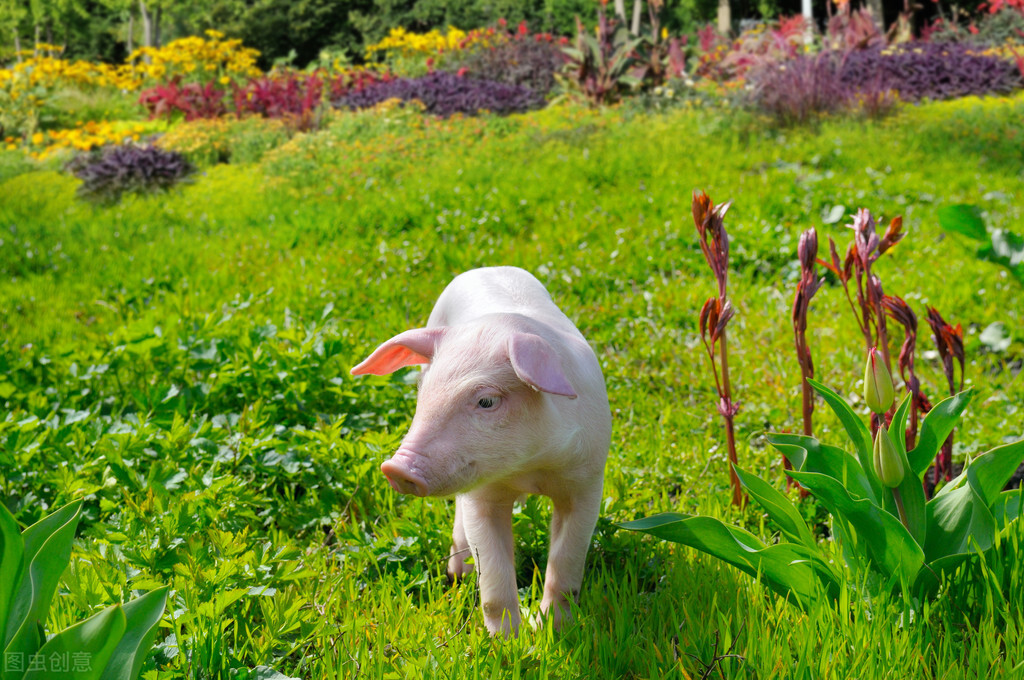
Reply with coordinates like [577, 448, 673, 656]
[1, 94, 1023, 678]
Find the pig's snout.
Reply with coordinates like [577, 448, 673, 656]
[381, 451, 429, 497]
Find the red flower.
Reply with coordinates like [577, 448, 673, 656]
[498, 17, 507, 28]
[457, 67, 468, 77]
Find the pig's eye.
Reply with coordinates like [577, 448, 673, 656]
[477, 396, 500, 410]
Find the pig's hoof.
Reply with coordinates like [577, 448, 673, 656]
[447, 548, 475, 581]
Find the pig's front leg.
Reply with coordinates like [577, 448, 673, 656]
[461, 492, 520, 636]
[540, 480, 603, 629]
[447, 496, 474, 579]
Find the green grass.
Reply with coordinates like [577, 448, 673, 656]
[1, 93, 1023, 678]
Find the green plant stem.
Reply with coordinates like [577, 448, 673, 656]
[719, 328, 743, 507]
[892, 487, 909, 532]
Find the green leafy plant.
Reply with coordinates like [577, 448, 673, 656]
[1, 500, 168, 680]
[938, 203, 1024, 286]
[560, 7, 643, 106]
[620, 353, 1024, 608]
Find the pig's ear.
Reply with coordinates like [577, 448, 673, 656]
[507, 333, 578, 398]
[351, 328, 445, 376]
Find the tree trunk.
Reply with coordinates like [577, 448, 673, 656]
[126, 11, 134, 55]
[33, 24, 39, 54]
[140, 0, 152, 48]
[631, 0, 642, 34]
[13, 29, 22, 62]
[717, 0, 731, 35]
[614, 0, 627, 22]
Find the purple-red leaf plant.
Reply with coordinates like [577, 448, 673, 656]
[693, 190, 743, 507]
[926, 307, 965, 485]
[882, 296, 933, 453]
[820, 209, 904, 434]
[790, 228, 822, 494]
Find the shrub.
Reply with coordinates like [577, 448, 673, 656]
[66, 143, 195, 202]
[746, 52, 853, 124]
[234, 72, 324, 130]
[840, 43, 1023, 101]
[139, 78, 227, 122]
[452, 36, 565, 97]
[333, 71, 544, 117]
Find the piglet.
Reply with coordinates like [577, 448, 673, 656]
[351, 266, 611, 636]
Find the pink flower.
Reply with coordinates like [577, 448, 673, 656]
[457, 67, 468, 77]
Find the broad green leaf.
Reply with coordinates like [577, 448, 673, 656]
[978, 228, 1024, 284]
[733, 466, 815, 549]
[908, 390, 973, 476]
[766, 433, 875, 503]
[23, 604, 126, 680]
[7, 500, 83, 662]
[806, 378, 881, 502]
[0, 502, 25, 651]
[966, 439, 1024, 507]
[100, 587, 168, 680]
[884, 425, 928, 549]
[618, 513, 838, 607]
[937, 204, 987, 241]
[787, 470, 924, 586]
[994, 489, 1023, 531]
[924, 482, 995, 562]
[891, 392, 912, 461]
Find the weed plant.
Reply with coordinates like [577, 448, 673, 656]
[0, 94, 1023, 678]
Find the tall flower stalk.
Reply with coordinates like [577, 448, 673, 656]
[822, 210, 904, 373]
[693, 190, 743, 507]
[926, 307, 965, 485]
[882, 295, 932, 452]
[793, 228, 822, 438]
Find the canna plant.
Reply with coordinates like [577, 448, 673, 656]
[1, 500, 167, 680]
[560, 5, 643, 106]
[692, 190, 743, 506]
[621, 350, 1024, 608]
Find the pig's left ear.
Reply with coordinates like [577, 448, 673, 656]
[507, 333, 578, 398]
[351, 328, 445, 376]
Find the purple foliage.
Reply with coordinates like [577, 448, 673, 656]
[839, 43, 1023, 101]
[451, 39, 564, 96]
[749, 43, 1023, 124]
[67, 144, 195, 203]
[746, 52, 853, 124]
[333, 71, 545, 118]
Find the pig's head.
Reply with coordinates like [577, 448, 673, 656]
[351, 320, 578, 497]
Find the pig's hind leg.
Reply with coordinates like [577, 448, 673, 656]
[540, 481, 603, 630]
[447, 496, 474, 580]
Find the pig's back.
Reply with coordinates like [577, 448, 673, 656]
[428, 267, 581, 338]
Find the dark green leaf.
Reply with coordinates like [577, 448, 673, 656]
[767, 433, 875, 503]
[806, 378, 881, 501]
[787, 470, 924, 585]
[7, 501, 83, 661]
[924, 482, 994, 562]
[100, 587, 168, 680]
[734, 466, 816, 549]
[618, 513, 838, 607]
[908, 390, 973, 476]
[24, 604, 126, 680]
[0, 502, 25, 651]
[937, 204, 987, 241]
[966, 439, 1024, 507]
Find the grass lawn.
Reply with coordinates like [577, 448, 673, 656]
[1, 93, 1023, 678]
